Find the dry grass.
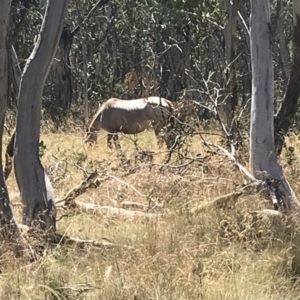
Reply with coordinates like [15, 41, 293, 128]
[2, 127, 300, 299]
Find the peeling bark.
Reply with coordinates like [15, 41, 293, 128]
[250, 0, 299, 210]
[14, 0, 68, 231]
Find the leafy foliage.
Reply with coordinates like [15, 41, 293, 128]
[11, 0, 293, 126]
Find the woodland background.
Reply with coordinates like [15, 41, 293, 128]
[9, 0, 258, 124]
[2, 0, 300, 299]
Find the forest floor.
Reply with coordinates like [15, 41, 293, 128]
[2, 122, 300, 299]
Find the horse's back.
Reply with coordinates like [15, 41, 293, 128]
[94, 96, 174, 133]
[102, 98, 148, 111]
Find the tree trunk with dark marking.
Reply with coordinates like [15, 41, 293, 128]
[250, 0, 299, 210]
[14, 0, 68, 231]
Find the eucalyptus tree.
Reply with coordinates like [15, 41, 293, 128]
[0, 0, 20, 242]
[14, 0, 68, 231]
[249, 0, 299, 210]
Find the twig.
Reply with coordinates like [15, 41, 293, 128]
[159, 135, 181, 171]
[57, 171, 108, 206]
[203, 140, 262, 185]
[108, 174, 147, 198]
[153, 155, 206, 169]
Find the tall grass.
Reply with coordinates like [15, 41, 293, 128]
[1, 128, 300, 299]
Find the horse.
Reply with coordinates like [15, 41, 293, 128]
[84, 96, 175, 149]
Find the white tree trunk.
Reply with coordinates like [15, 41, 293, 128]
[0, 0, 21, 241]
[249, 0, 299, 210]
[14, 0, 68, 231]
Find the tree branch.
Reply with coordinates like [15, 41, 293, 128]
[71, 0, 110, 36]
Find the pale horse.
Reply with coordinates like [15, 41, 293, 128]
[84, 96, 175, 149]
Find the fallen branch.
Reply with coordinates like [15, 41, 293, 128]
[57, 171, 109, 207]
[75, 201, 163, 218]
[120, 200, 166, 213]
[201, 140, 294, 210]
[21, 227, 132, 257]
[249, 209, 283, 219]
[204, 140, 262, 185]
[191, 182, 263, 214]
[192, 190, 244, 213]
[51, 232, 132, 250]
[120, 200, 149, 211]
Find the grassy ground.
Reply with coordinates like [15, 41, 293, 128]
[2, 126, 300, 299]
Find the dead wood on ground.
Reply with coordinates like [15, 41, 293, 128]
[202, 140, 295, 216]
[75, 201, 164, 218]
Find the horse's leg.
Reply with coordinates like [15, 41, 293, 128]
[113, 134, 121, 150]
[107, 134, 114, 149]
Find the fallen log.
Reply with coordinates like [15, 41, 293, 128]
[75, 201, 163, 218]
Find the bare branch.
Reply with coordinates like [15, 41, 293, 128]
[71, 0, 110, 36]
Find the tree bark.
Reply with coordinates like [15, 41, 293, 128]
[14, 0, 67, 231]
[46, 0, 110, 111]
[76, 0, 89, 127]
[276, 0, 290, 84]
[10, 46, 21, 89]
[105, 2, 117, 91]
[222, 0, 240, 137]
[0, 0, 21, 242]
[250, 0, 299, 210]
[4, 47, 22, 180]
[50, 27, 73, 110]
[184, 28, 202, 103]
[274, 0, 300, 155]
